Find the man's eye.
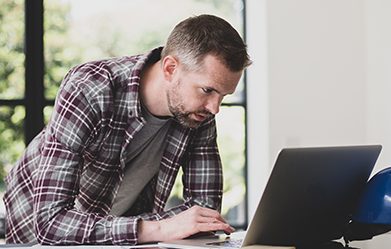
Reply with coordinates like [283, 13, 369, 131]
[202, 88, 213, 94]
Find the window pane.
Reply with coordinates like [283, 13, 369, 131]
[0, 106, 25, 238]
[43, 105, 53, 124]
[44, 1, 80, 99]
[216, 106, 246, 226]
[44, 0, 244, 99]
[0, 0, 25, 99]
[0, 106, 25, 190]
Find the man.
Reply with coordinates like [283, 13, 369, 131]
[4, 14, 251, 245]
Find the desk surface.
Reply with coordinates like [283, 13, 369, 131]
[0, 234, 390, 249]
[348, 233, 391, 249]
[298, 233, 391, 249]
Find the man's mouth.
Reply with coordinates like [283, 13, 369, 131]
[192, 113, 208, 122]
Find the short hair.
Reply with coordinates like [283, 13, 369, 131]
[161, 14, 252, 72]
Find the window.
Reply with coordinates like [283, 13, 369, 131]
[0, 0, 25, 218]
[0, 0, 248, 229]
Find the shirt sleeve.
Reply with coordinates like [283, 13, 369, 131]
[182, 118, 223, 211]
[33, 65, 140, 245]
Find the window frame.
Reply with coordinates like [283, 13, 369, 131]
[0, 0, 249, 230]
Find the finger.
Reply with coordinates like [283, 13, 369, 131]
[197, 222, 235, 234]
[197, 206, 227, 222]
[195, 214, 233, 232]
[196, 216, 220, 224]
[197, 206, 220, 216]
[194, 214, 229, 228]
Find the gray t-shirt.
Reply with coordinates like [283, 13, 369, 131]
[109, 104, 171, 216]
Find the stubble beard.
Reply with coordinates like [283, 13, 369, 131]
[167, 84, 208, 129]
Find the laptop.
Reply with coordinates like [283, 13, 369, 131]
[159, 145, 382, 249]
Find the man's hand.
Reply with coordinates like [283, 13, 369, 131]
[137, 205, 235, 243]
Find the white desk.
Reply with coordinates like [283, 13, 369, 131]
[1, 234, 391, 249]
[348, 233, 391, 249]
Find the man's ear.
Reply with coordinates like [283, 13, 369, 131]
[162, 55, 178, 81]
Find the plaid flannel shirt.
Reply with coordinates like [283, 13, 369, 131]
[4, 47, 223, 245]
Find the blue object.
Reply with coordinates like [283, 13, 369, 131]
[353, 167, 391, 224]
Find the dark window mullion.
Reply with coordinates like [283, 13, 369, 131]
[0, 99, 25, 107]
[25, 0, 44, 144]
[45, 99, 55, 106]
[221, 102, 245, 107]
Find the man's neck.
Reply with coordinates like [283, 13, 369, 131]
[139, 60, 171, 117]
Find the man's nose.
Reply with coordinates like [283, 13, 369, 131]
[205, 95, 223, 115]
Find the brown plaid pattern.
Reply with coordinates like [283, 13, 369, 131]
[4, 47, 223, 245]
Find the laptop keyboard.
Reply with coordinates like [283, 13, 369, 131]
[206, 238, 243, 248]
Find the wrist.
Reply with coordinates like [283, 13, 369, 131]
[137, 220, 162, 243]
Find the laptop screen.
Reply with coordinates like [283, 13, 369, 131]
[244, 145, 382, 247]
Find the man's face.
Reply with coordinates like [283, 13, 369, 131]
[166, 54, 243, 128]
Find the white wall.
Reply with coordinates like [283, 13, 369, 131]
[365, 0, 391, 172]
[246, 1, 391, 246]
[246, 0, 270, 219]
[247, 0, 368, 214]
[267, 0, 368, 158]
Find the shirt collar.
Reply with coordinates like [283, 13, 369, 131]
[126, 47, 163, 119]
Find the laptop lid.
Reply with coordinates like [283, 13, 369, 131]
[243, 145, 382, 247]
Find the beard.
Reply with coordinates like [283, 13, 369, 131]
[167, 81, 212, 129]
